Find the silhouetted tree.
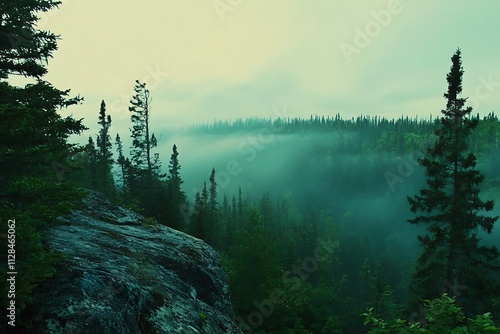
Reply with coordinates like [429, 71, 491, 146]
[407, 48, 500, 316]
[165, 144, 187, 230]
[128, 80, 166, 217]
[0, 0, 86, 311]
[85, 136, 98, 189]
[228, 208, 282, 317]
[96, 100, 114, 196]
[237, 186, 244, 226]
[259, 192, 273, 227]
[115, 133, 127, 192]
[228, 195, 238, 244]
[129, 80, 157, 184]
[191, 189, 206, 240]
[207, 168, 219, 245]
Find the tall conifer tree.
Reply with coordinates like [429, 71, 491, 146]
[129, 80, 157, 183]
[407, 49, 499, 315]
[127, 80, 166, 216]
[115, 133, 126, 191]
[191, 190, 206, 240]
[0, 0, 86, 309]
[96, 100, 114, 196]
[165, 144, 187, 230]
[85, 136, 98, 189]
[208, 168, 219, 245]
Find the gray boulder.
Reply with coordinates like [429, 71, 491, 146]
[27, 190, 242, 334]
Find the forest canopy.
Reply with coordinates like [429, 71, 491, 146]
[1, 2, 499, 333]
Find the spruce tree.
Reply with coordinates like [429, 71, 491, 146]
[85, 136, 98, 189]
[222, 194, 229, 222]
[191, 191, 206, 240]
[96, 100, 114, 196]
[209, 169, 218, 214]
[115, 133, 127, 192]
[129, 80, 157, 183]
[207, 168, 220, 245]
[168, 145, 182, 184]
[259, 192, 273, 227]
[165, 144, 187, 230]
[407, 49, 499, 316]
[0, 0, 86, 310]
[237, 186, 244, 226]
[209, 168, 218, 211]
[229, 208, 282, 316]
[114, 133, 138, 205]
[221, 194, 230, 246]
[231, 195, 237, 223]
[201, 181, 210, 239]
[128, 80, 165, 216]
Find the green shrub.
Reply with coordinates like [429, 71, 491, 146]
[363, 294, 500, 333]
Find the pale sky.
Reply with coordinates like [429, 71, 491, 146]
[21, 0, 500, 133]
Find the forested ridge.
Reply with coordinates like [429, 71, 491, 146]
[45, 95, 500, 332]
[1, 2, 500, 333]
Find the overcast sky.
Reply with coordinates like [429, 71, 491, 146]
[24, 0, 500, 133]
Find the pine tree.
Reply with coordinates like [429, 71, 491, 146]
[229, 208, 282, 315]
[165, 144, 187, 230]
[0, 1, 62, 79]
[231, 195, 237, 223]
[0, 0, 86, 310]
[114, 133, 138, 206]
[222, 194, 229, 222]
[359, 259, 374, 310]
[237, 186, 244, 226]
[85, 136, 98, 189]
[209, 168, 218, 214]
[115, 133, 127, 192]
[199, 181, 210, 241]
[191, 191, 206, 240]
[96, 100, 114, 196]
[207, 168, 219, 245]
[129, 80, 157, 183]
[221, 194, 230, 245]
[407, 49, 499, 316]
[259, 192, 273, 227]
[149, 135, 165, 182]
[128, 80, 165, 216]
[168, 144, 183, 186]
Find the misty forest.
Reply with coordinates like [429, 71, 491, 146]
[2, 1, 500, 333]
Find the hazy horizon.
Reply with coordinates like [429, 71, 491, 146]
[8, 0, 500, 136]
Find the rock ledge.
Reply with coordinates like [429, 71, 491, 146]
[27, 190, 241, 334]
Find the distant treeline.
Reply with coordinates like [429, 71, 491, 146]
[192, 113, 437, 133]
[189, 112, 499, 155]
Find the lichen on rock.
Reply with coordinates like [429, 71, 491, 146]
[22, 190, 242, 333]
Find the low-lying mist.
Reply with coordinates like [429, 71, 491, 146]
[155, 125, 500, 246]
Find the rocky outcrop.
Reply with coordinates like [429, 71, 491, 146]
[23, 191, 242, 333]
